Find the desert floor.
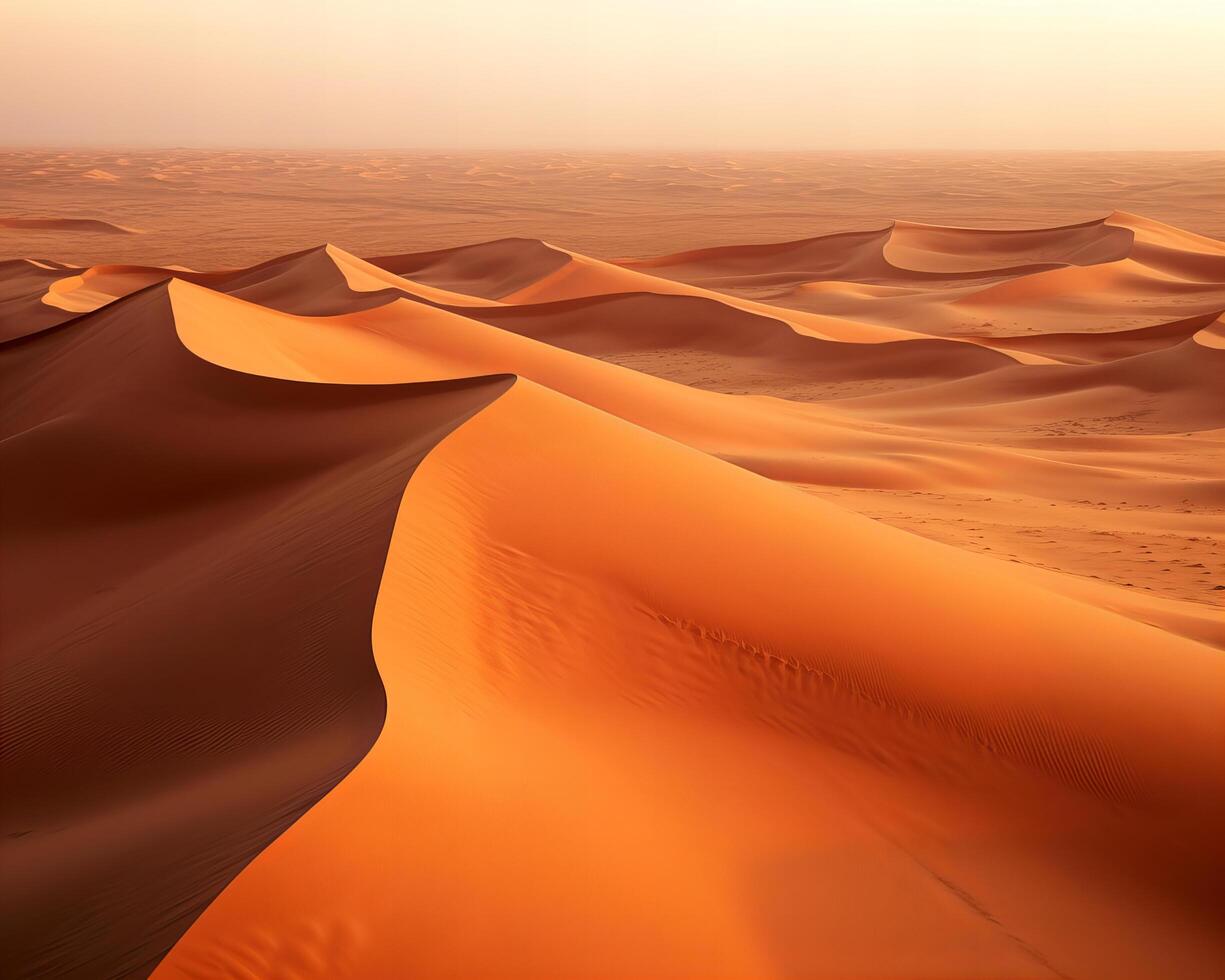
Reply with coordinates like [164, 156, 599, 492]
[3, 149, 1223, 264]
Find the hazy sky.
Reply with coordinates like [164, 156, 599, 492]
[2, 0, 1221, 150]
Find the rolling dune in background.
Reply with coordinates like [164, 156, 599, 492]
[3, 150, 1223, 267]
[2, 182, 1224, 978]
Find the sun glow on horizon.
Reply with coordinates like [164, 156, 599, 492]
[1, 0, 1222, 150]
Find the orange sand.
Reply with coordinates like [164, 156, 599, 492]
[2, 170, 1224, 978]
[3, 150, 1223, 266]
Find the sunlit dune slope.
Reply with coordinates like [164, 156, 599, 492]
[156, 377, 1225, 980]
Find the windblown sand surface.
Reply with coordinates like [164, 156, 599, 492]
[2, 149, 1223, 265]
[2, 159, 1224, 979]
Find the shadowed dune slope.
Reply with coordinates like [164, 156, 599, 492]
[972, 310, 1225, 363]
[621, 226, 902, 285]
[1111, 211, 1225, 282]
[621, 216, 1135, 288]
[0, 241, 532, 342]
[446, 291, 1016, 381]
[369, 237, 571, 299]
[0, 217, 140, 235]
[0, 287, 509, 979]
[883, 217, 1134, 273]
[837, 335, 1225, 435]
[0, 259, 77, 341]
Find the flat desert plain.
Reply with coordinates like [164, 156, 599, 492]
[2, 150, 1223, 979]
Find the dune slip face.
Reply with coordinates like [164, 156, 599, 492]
[2, 210, 1224, 979]
[0, 288, 510, 977]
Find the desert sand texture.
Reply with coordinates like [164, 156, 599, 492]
[3, 149, 1224, 266]
[2, 157, 1224, 980]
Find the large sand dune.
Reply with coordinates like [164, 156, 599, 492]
[2, 204, 1223, 979]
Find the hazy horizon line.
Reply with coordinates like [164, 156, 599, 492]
[4, 143, 1224, 155]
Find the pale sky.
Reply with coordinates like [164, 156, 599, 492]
[2, 0, 1221, 150]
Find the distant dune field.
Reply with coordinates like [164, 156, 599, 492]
[2, 149, 1223, 265]
[2, 157, 1223, 979]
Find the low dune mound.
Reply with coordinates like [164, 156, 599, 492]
[1108, 211, 1225, 282]
[835, 337, 1225, 436]
[0, 217, 140, 234]
[975, 310, 1225, 363]
[951, 256, 1208, 309]
[883, 216, 1134, 273]
[369, 237, 571, 299]
[621, 227, 895, 285]
[449, 290, 1016, 385]
[622, 218, 1137, 290]
[0, 286, 508, 978]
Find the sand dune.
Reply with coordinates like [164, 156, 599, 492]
[624, 214, 1139, 287]
[1111, 211, 1225, 282]
[369, 237, 571, 299]
[837, 336, 1225, 434]
[154, 378, 1225, 980]
[0, 243, 501, 340]
[2, 209, 1223, 979]
[0, 258, 82, 340]
[166, 279, 1163, 506]
[0, 217, 141, 235]
[0, 288, 508, 976]
[883, 216, 1134, 272]
[10, 149, 1221, 268]
[442, 291, 1015, 383]
[971, 310, 1225, 363]
[705, 213, 1225, 343]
